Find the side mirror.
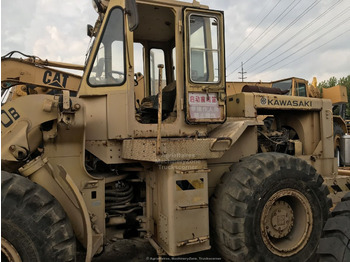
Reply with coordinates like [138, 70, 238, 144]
[125, 0, 139, 31]
[87, 24, 94, 37]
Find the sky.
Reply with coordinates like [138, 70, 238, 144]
[1, 0, 349, 83]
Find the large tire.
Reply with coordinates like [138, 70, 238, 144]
[1, 171, 76, 262]
[318, 192, 350, 261]
[210, 153, 331, 262]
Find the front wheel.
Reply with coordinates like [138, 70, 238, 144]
[1, 171, 76, 261]
[210, 153, 331, 262]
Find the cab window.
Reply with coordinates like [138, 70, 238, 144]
[88, 8, 125, 87]
[189, 15, 220, 83]
[296, 82, 307, 97]
[272, 80, 292, 95]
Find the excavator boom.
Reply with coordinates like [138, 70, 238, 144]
[1, 53, 83, 101]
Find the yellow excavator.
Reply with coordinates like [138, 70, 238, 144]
[1, 51, 82, 103]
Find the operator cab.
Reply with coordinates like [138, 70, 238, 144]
[131, 2, 225, 125]
[80, 0, 226, 140]
[272, 77, 308, 97]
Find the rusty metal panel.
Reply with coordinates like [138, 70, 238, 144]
[152, 161, 210, 256]
[122, 120, 261, 162]
[122, 138, 224, 162]
[85, 140, 133, 164]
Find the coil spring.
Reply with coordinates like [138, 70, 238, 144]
[105, 181, 140, 216]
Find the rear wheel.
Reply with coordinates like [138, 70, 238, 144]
[210, 153, 331, 262]
[1, 171, 76, 261]
[318, 192, 350, 261]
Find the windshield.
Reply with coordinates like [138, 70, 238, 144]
[272, 79, 292, 95]
[88, 7, 125, 87]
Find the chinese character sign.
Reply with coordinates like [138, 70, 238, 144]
[188, 93, 220, 119]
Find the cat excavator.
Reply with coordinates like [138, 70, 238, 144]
[1, 51, 82, 103]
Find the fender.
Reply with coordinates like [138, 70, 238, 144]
[19, 157, 93, 262]
[209, 119, 262, 149]
[1, 94, 105, 259]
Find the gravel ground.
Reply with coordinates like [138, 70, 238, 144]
[92, 238, 223, 262]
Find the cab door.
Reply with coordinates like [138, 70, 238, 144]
[294, 79, 308, 97]
[184, 8, 226, 124]
[79, 0, 133, 140]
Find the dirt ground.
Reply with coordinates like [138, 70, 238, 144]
[92, 238, 223, 262]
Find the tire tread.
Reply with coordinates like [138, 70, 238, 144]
[210, 153, 330, 262]
[1, 171, 76, 261]
[318, 193, 350, 262]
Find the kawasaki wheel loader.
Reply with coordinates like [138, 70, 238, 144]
[2, 0, 349, 261]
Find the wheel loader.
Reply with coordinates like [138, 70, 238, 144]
[227, 77, 349, 168]
[2, 0, 350, 261]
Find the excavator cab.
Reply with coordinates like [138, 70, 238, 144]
[271, 77, 308, 97]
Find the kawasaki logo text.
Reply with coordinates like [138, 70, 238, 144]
[267, 99, 312, 107]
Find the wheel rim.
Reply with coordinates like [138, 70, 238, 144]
[260, 189, 313, 257]
[1, 237, 22, 262]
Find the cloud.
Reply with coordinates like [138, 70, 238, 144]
[215, 0, 350, 82]
[2, 0, 349, 83]
[2, 0, 95, 64]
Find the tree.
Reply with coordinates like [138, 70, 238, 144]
[318, 75, 350, 119]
